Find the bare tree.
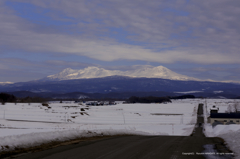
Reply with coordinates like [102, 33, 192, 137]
[233, 99, 240, 113]
[227, 105, 234, 113]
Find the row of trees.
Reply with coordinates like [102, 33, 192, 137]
[128, 96, 171, 103]
[18, 96, 49, 103]
[226, 100, 240, 113]
[127, 95, 196, 103]
[170, 95, 195, 99]
[0, 93, 194, 104]
[0, 93, 17, 103]
[0, 93, 50, 104]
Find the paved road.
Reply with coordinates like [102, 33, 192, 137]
[11, 104, 233, 159]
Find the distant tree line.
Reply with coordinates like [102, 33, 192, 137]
[0, 92, 195, 105]
[0, 92, 51, 104]
[127, 95, 195, 103]
[0, 93, 17, 103]
[170, 95, 195, 99]
[18, 96, 49, 103]
[128, 96, 171, 103]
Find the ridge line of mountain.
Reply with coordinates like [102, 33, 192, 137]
[45, 66, 200, 81]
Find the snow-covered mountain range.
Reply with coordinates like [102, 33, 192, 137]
[46, 66, 200, 81]
[1, 66, 240, 98]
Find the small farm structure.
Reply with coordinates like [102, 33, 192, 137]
[210, 105, 219, 114]
[210, 113, 240, 125]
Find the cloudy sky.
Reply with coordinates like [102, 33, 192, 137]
[1, 0, 240, 82]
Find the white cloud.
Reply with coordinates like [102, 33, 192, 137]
[0, 58, 95, 82]
[1, 0, 240, 64]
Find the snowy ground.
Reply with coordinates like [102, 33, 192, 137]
[1, 99, 240, 158]
[0, 101, 197, 151]
[175, 98, 240, 158]
[202, 99, 240, 158]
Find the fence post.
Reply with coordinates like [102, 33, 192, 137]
[65, 112, 67, 123]
[122, 110, 125, 124]
[181, 114, 183, 124]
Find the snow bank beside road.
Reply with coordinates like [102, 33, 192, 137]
[204, 124, 240, 137]
[0, 124, 194, 152]
[218, 130, 240, 158]
[204, 124, 240, 158]
[0, 129, 149, 151]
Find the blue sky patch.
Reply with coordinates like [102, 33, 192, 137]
[6, 1, 76, 26]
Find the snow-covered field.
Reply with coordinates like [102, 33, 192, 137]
[1, 99, 240, 158]
[0, 101, 197, 151]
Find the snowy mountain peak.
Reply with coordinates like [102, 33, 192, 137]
[46, 66, 200, 81]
